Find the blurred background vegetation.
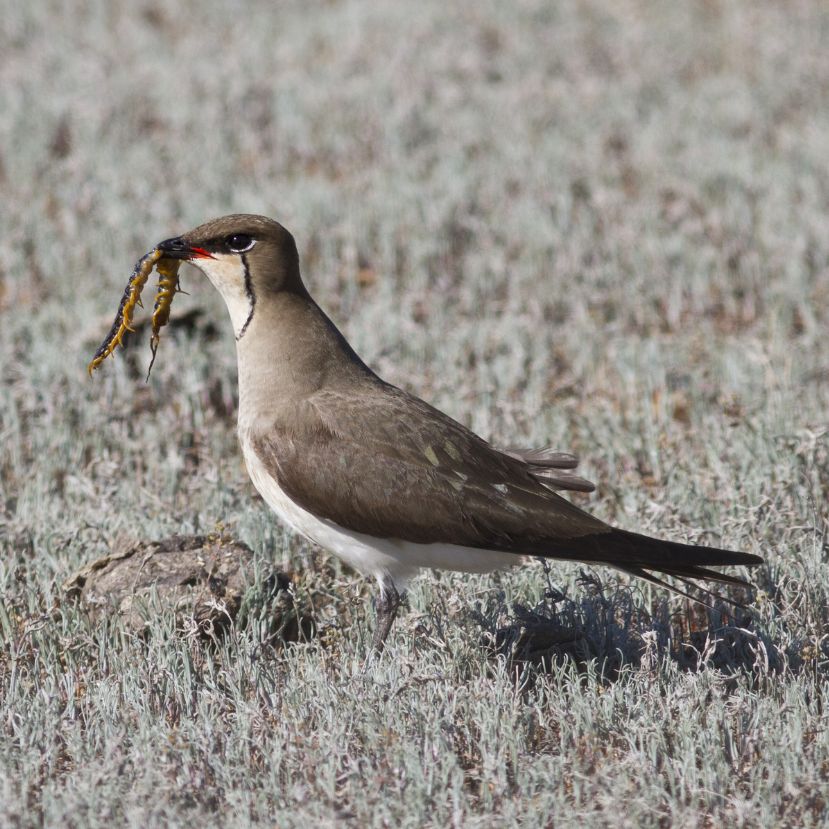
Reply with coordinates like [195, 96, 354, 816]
[1, 1, 828, 825]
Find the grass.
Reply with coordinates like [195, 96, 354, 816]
[2, 0, 829, 825]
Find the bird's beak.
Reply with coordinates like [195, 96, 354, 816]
[156, 236, 216, 260]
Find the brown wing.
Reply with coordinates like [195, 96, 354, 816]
[250, 383, 763, 588]
[252, 384, 609, 552]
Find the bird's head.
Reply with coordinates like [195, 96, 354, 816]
[157, 214, 303, 340]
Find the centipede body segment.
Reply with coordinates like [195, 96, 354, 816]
[147, 257, 182, 378]
[87, 248, 182, 378]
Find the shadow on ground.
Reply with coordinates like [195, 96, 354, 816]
[468, 570, 809, 685]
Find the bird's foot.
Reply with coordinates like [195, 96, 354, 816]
[370, 579, 402, 654]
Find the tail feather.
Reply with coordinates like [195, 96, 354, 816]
[653, 563, 752, 587]
[501, 447, 597, 492]
[615, 566, 727, 610]
[535, 528, 763, 609]
[618, 565, 753, 610]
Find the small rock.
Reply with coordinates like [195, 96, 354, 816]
[63, 534, 299, 639]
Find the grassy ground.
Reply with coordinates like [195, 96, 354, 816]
[2, 0, 829, 825]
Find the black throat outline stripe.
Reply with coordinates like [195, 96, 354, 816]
[237, 252, 256, 340]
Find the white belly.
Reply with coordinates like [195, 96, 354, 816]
[239, 433, 521, 588]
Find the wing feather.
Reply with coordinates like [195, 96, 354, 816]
[250, 384, 762, 592]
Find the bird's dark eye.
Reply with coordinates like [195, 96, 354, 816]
[226, 233, 255, 253]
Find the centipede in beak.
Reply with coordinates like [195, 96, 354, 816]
[87, 248, 182, 378]
[146, 257, 182, 379]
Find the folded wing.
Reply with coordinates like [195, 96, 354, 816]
[252, 384, 762, 598]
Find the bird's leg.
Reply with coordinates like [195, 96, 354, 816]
[371, 577, 401, 652]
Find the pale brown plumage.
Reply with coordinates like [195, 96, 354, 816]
[154, 214, 764, 649]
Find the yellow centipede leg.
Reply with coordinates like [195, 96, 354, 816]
[87, 248, 162, 375]
[145, 257, 182, 380]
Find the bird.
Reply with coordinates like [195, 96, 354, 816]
[153, 214, 763, 651]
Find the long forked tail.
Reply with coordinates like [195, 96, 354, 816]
[540, 528, 764, 609]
